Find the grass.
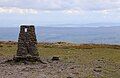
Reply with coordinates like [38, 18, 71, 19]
[0, 42, 120, 64]
[39, 47, 120, 64]
[37, 43, 120, 64]
[0, 42, 120, 78]
[0, 44, 17, 56]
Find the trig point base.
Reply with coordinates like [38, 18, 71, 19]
[14, 25, 40, 62]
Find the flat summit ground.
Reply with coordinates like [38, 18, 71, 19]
[0, 41, 120, 78]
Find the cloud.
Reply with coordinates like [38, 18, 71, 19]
[0, 0, 74, 10]
[62, 8, 84, 15]
[0, 0, 119, 10]
[0, 0, 120, 14]
[0, 7, 38, 14]
[78, 0, 120, 11]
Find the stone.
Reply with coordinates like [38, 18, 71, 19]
[1, 25, 46, 64]
[67, 77, 73, 78]
[14, 25, 39, 62]
[51, 57, 60, 61]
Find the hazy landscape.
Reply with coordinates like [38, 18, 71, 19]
[0, 26, 120, 44]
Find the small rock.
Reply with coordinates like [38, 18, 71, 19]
[51, 57, 60, 61]
[96, 66, 102, 68]
[67, 77, 73, 78]
[93, 69, 102, 72]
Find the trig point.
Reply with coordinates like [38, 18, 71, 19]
[14, 25, 40, 62]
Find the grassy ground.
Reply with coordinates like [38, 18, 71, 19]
[0, 42, 120, 78]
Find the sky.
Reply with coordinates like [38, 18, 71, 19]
[0, 0, 120, 27]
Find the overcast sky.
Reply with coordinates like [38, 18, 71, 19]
[0, 0, 120, 27]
